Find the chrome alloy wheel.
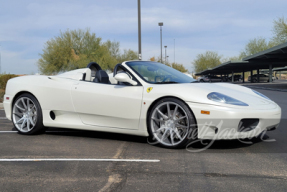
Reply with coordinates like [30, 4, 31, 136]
[12, 97, 37, 132]
[150, 102, 190, 146]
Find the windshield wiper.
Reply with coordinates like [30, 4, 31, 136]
[154, 81, 179, 84]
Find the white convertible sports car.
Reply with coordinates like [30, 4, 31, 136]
[3, 61, 281, 148]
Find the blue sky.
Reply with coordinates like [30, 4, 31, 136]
[0, 0, 287, 74]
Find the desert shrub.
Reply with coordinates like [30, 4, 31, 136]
[0, 74, 18, 90]
[0, 89, 4, 102]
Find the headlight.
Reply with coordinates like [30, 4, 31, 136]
[252, 90, 271, 101]
[207, 92, 248, 106]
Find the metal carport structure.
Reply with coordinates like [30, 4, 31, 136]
[195, 42, 287, 83]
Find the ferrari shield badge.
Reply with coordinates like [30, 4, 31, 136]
[147, 87, 153, 93]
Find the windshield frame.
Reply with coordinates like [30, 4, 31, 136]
[125, 61, 196, 84]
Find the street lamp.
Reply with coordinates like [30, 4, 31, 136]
[137, 0, 142, 60]
[164, 45, 167, 64]
[158, 22, 163, 63]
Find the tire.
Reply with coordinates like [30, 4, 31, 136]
[12, 93, 45, 135]
[147, 98, 197, 148]
[200, 79, 204, 82]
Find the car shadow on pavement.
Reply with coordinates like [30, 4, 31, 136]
[9, 127, 272, 150]
[186, 133, 269, 150]
[44, 128, 147, 144]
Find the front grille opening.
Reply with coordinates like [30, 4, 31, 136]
[238, 119, 259, 132]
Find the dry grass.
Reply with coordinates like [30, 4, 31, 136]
[0, 89, 4, 103]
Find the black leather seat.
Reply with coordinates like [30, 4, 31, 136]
[93, 70, 110, 84]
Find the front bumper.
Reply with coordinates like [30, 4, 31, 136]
[187, 102, 281, 140]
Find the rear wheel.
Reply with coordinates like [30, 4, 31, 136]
[148, 98, 196, 148]
[12, 93, 45, 135]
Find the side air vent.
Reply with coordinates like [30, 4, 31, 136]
[50, 111, 56, 120]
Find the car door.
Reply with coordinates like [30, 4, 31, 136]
[71, 82, 144, 130]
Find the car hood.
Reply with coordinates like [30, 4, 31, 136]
[149, 83, 276, 109]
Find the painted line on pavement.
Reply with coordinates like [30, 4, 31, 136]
[0, 158, 160, 162]
[0, 131, 102, 133]
[0, 131, 17, 133]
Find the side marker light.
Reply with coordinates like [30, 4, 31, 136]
[201, 110, 210, 115]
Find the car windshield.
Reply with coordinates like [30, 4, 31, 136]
[126, 61, 196, 84]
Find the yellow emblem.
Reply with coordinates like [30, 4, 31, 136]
[147, 87, 153, 93]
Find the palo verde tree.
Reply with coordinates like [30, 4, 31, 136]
[272, 17, 287, 44]
[239, 17, 287, 59]
[104, 40, 138, 64]
[38, 29, 118, 74]
[239, 37, 276, 59]
[149, 57, 188, 73]
[192, 51, 222, 73]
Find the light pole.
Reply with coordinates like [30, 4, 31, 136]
[164, 45, 167, 64]
[137, 0, 142, 60]
[158, 22, 163, 63]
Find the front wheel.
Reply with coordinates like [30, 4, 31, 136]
[148, 98, 196, 148]
[12, 93, 45, 135]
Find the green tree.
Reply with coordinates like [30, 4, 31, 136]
[192, 51, 222, 73]
[239, 37, 276, 59]
[104, 40, 121, 60]
[272, 17, 287, 44]
[38, 29, 117, 74]
[221, 56, 242, 63]
[171, 63, 188, 73]
[149, 56, 188, 72]
[117, 49, 138, 63]
[104, 40, 138, 64]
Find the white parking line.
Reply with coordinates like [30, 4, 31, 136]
[0, 131, 17, 133]
[0, 131, 82, 133]
[0, 158, 160, 162]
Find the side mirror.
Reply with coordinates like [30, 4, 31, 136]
[114, 73, 138, 86]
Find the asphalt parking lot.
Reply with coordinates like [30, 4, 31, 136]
[0, 89, 287, 192]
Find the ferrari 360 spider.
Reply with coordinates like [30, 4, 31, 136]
[3, 61, 281, 148]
